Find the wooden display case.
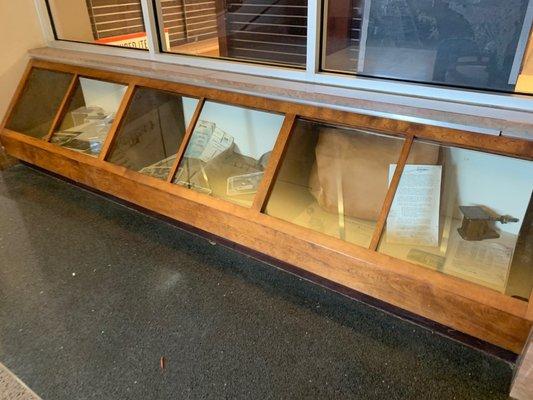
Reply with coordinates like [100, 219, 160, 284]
[1, 59, 532, 353]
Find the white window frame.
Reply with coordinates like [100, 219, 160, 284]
[34, 0, 533, 122]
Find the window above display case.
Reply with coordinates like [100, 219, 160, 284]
[38, 0, 533, 104]
[321, 0, 533, 94]
[45, 0, 148, 50]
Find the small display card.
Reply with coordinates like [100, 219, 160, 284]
[386, 164, 442, 247]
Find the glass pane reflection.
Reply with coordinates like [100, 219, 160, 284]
[322, 0, 533, 94]
[50, 78, 127, 157]
[46, 0, 148, 50]
[173, 101, 284, 207]
[265, 120, 439, 248]
[107, 88, 198, 180]
[153, 0, 308, 67]
[6, 68, 73, 139]
[378, 142, 533, 298]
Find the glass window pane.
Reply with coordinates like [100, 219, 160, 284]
[6, 68, 73, 139]
[154, 0, 308, 67]
[106, 88, 199, 180]
[264, 120, 429, 248]
[46, 0, 148, 50]
[172, 101, 284, 207]
[378, 142, 533, 298]
[322, 0, 533, 95]
[50, 78, 128, 157]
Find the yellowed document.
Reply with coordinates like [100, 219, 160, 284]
[386, 165, 442, 247]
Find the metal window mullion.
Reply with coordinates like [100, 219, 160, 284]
[153, 0, 171, 52]
[140, 0, 161, 56]
[36, 0, 533, 116]
[33, 0, 56, 44]
[306, 0, 321, 80]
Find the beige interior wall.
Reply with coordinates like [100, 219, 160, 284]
[47, 0, 93, 42]
[0, 0, 45, 122]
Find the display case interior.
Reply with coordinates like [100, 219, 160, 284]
[107, 87, 199, 180]
[265, 119, 437, 248]
[378, 143, 533, 299]
[49, 77, 127, 157]
[173, 101, 284, 208]
[6, 68, 74, 139]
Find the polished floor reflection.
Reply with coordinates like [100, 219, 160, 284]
[0, 165, 513, 399]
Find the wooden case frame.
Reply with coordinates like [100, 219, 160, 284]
[2, 59, 533, 353]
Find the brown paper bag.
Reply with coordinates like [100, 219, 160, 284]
[309, 128, 439, 221]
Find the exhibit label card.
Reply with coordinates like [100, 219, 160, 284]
[386, 165, 442, 247]
[444, 239, 512, 292]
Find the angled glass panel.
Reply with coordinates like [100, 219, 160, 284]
[378, 141, 533, 298]
[50, 78, 127, 157]
[264, 119, 430, 248]
[106, 88, 199, 180]
[6, 68, 73, 139]
[172, 101, 284, 207]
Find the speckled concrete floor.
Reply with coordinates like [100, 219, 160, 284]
[0, 165, 514, 400]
